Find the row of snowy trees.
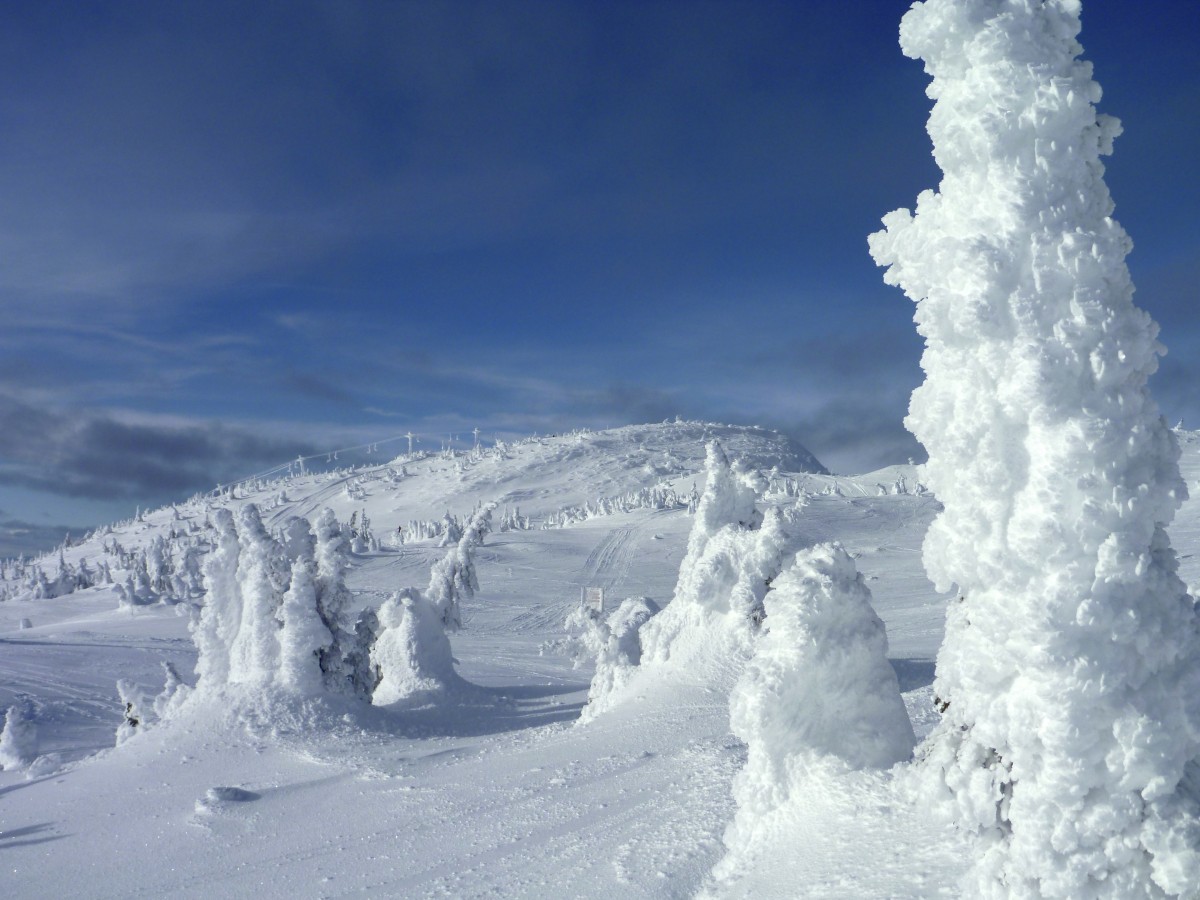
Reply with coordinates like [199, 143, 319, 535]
[175, 502, 495, 712]
[567, 443, 913, 762]
[539, 485, 694, 530]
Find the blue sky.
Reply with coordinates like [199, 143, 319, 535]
[1, 0, 1197, 557]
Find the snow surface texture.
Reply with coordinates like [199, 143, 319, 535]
[870, 1, 1200, 896]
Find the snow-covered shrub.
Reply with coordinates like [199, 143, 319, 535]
[870, 1, 1200, 895]
[0, 699, 38, 770]
[115, 663, 192, 744]
[115, 680, 146, 745]
[717, 543, 913, 880]
[581, 597, 661, 720]
[369, 589, 459, 705]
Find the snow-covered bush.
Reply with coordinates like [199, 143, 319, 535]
[581, 596, 661, 720]
[717, 543, 913, 879]
[0, 699, 38, 771]
[369, 589, 459, 705]
[115, 679, 146, 745]
[870, 1, 1200, 895]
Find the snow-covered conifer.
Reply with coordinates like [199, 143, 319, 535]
[313, 508, 353, 685]
[227, 505, 285, 685]
[278, 556, 333, 695]
[192, 509, 241, 688]
[280, 516, 316, 562]
[426, 503, 495, 632]
[343, 608, 381, 698]
[727, 544, 913, 802]
[631, 444, 790, 688]
[580, 597, 661, 720]
[438, 512, 462, 548]
[870, 1, 1200, 894]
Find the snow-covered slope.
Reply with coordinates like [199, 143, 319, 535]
[2, 422, 1196, 898]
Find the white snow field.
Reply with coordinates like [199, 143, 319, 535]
[2, 420, 1198, 898]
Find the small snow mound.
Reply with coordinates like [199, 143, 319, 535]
[0, 700, 38, 771]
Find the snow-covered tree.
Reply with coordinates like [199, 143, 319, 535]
[725, 543, 913, 821]
[192, 509, 241, 687]
[226, 505, 286, 685]
[426, 503, 494, 631]
[579, 596, 661, 720]
[313, 508, 355, 687]
[437, 512, 462, 548]
[278, 556, 333, 695]
[369, 589, 458, 705]
[367, 505, 496, 704]
[869, 1, 1200, 895]
[627, 443, 789, 693]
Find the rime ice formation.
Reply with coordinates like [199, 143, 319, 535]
[716, 543, 914, 881]
[869, 0, 1200, 895]
[574, 596, 661, 722]
[637, 443, 784, 678]
[188, 506, 363, 702]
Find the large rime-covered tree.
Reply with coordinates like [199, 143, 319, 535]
[870, 1, 1200, 896]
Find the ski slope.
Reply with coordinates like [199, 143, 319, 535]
[2, 421, 1197, 898]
